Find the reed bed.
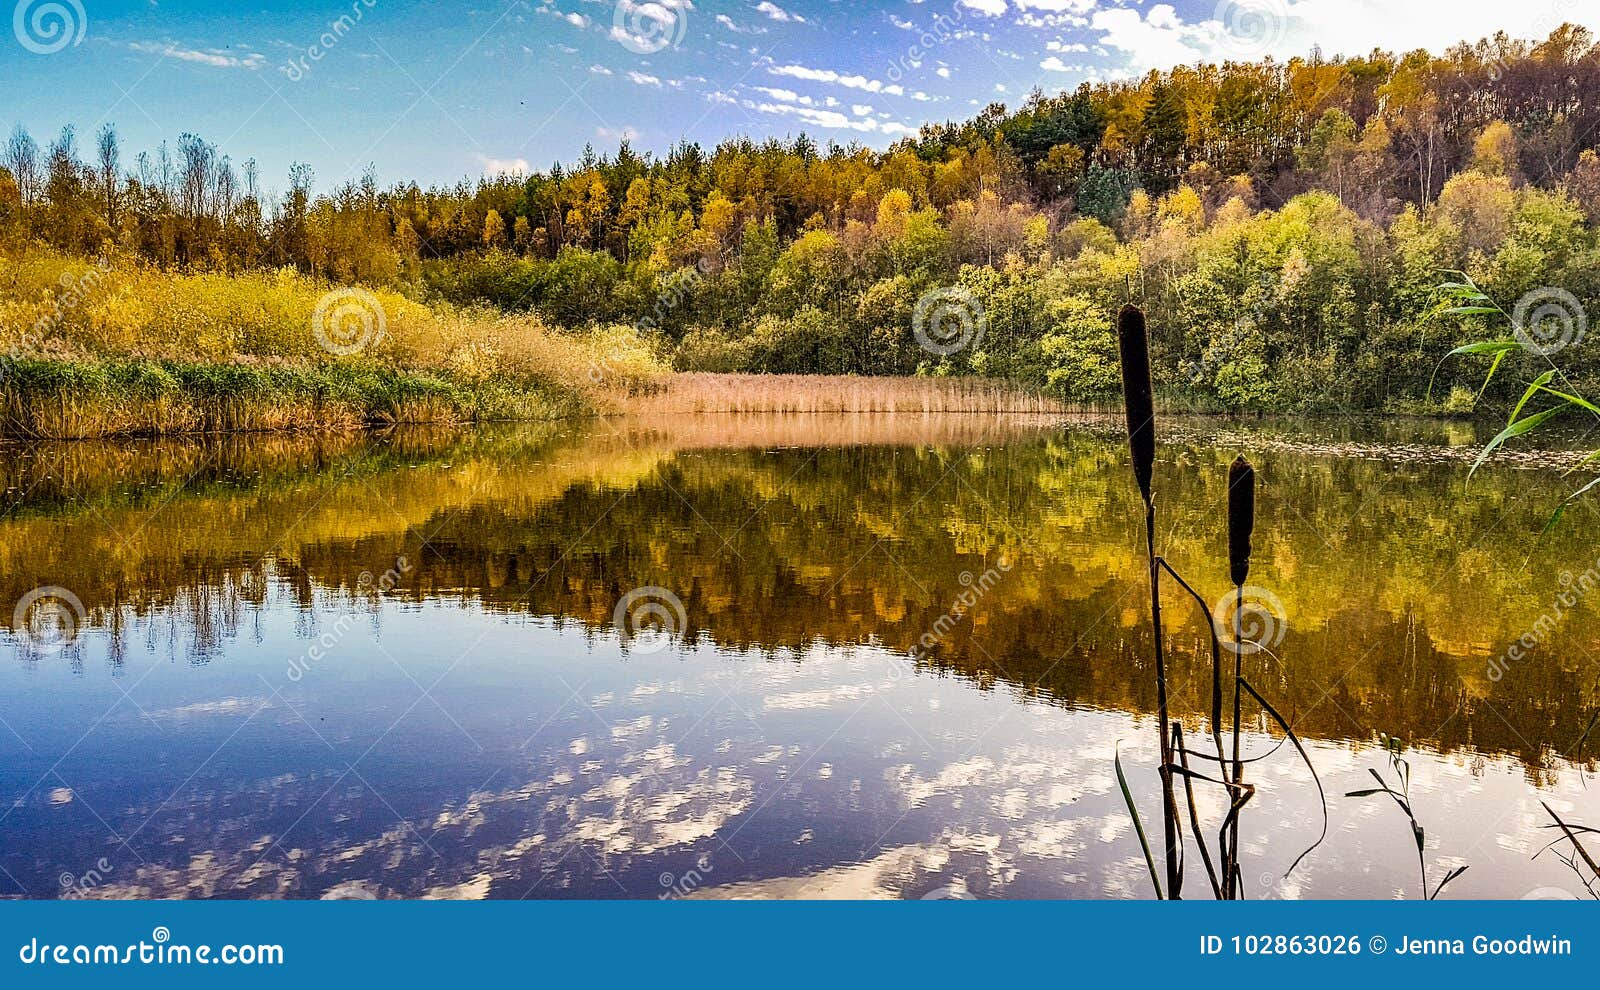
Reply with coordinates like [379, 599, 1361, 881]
[0, 358, 582, 439]
[607, 372, 1067, 415]
[0, 249, 667, 438]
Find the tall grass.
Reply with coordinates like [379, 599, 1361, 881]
[609, 372, 1066, 415]
[0, 249, 666, 437]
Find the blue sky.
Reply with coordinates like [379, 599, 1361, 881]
[5, 0, 1600, 196]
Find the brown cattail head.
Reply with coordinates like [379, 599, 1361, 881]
[1117, 305, 1155, 505]
[1227, 455, 1255, 587]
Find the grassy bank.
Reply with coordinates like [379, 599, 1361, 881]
[0, 250, 665, 438]
[0, 357, 587, 439]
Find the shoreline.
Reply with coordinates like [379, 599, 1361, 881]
[0, 357, 584, 441]
[0, 363, 1495, 444]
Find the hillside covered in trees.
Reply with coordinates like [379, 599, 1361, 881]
[7, 24, 1600, 412]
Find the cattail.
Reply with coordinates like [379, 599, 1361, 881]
[1117, 305, 1155, 505]
[1227, 455, 1255, 587]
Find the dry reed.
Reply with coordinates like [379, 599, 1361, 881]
[606, 373, 1067, 416]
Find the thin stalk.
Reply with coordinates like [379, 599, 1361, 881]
[1226, 586, 1245, 896]
[1174, 722, 1222, 898]
[1145, 498, 1182, 898]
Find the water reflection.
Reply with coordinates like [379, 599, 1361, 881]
[1, 414, 1598, 899]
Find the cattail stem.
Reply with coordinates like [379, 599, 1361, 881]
[1224, 456, 1255, 899]
[1118, 304, 1181, 897]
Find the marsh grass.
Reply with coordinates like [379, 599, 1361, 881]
[1347, 735, 1469, 899]
[0, 358, 583, 439]
[608, 372, 1066, 416]
[1535, 802, 1600, 898]
[0, 249, 666, 437]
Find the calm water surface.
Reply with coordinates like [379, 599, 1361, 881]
[2, 413, 1599, 899]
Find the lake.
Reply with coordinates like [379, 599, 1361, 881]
[2, 412, 1598, 900]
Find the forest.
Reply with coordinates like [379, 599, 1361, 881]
[7, 24, 1600, 412]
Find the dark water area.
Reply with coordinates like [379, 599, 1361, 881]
[2, 412, 1598, 899]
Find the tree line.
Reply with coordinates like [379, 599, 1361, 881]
[6, 24, 1600, 410]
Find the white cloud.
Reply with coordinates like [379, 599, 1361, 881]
[716, 12, 765, 34]
[753, 85, 814, 105]
[1014, 0, 1097, 11]
[608, 0, 695, 49]
[564, 12, 589, 28]
[769, 62, 903, 96]
[958, 0, 1007, 16]
[477, 154, 530, 176]
[747, 100, 916, 137]
[627, 70, 663, 87]
[588, 64, 613, 75]
[597, 126, 642, 141]
[130, 41, 265, 69]
[1089, 1, 1600, 73]
[755, 1, 806, 24]
[936, 66, 951, 78]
